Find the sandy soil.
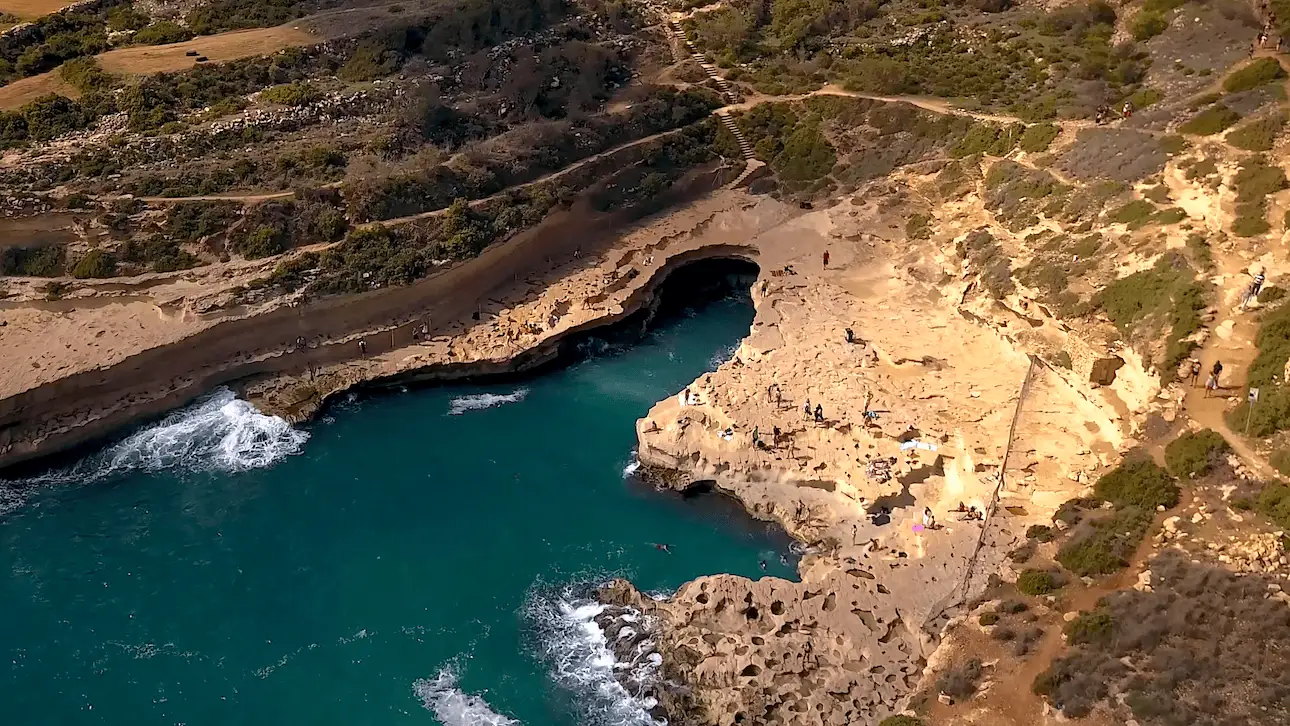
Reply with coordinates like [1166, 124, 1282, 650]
[0, 0, 74, 18]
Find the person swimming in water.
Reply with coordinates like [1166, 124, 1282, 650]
[654, 543, 672, 554]
[759, 560, 768, 571]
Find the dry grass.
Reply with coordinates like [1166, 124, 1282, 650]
[0, 25, 318, 110]
[0, 0, 77, 19]
[0, 70, 77, 109]
[96, 26, 317, 75]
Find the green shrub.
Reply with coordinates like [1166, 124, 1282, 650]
[1094, 457, 1179, 509]
[952, 123, 1022, 158]
[259, 81, 319, 106]
[1179, 105, 1241, 135]
[132, 21, 194, 46]
[1233, 214, 1271, 237]
[1106, 199, 1157, 228]
[1057, 506, 1153, 575]
[1222, 57, 1287, 93]
[107, 5, 150, 31]
[1016, 568, 1059, 595]
[1026, 524, 1056, 542]
[771, 121, 835, 181]
[235, 225, 289, 259]
[1227, 113, 1286, 152]
[0, 243, 66, 276]
[1019, 123, 1060, 153]
[1130, 11, 1168, 40]
[1270, 450, 1290, 476]
[58, 57, 116, 95]
[1064, 611, 1114, 645]
[906, 213, 932, 239]
[979, 612, 1000, 626]
[878, 717, 925, 726]
[1260, 285, 1286, 303]
[1255, 481, 1290, 529]
[70, 248, 117, 278]
[1095, 253, 1206, 377]
[186, 0, 305, 35]
[1234, 156, 1288, 203]
[1129, 87, 1164, 109]
[1164, 429, 1229, 478]
[1153, 207, 1187, 225]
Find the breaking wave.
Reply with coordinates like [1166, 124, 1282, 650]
[527, 585, 665, 726]
[448, 389, 528, 416]
[1, 387, 308, 507]
[414, 668, 518, 726]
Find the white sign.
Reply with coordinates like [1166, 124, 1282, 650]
[1250, 388, 1261, 403]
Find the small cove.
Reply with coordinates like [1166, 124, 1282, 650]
[0, 261, 797, 726]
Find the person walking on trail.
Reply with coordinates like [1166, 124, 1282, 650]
[1212, 360, 1224, 381]
[1189, 359, 1202, 387]
[358, 339, 367, 356]
[814, 403, 824, 423]
[822, 251, 830, 268]
[1121, 101, 1133, 119]
[1205, 373, 1219, 397]
[803, 399, 812, 418]
[1245, 270, 1267, 308]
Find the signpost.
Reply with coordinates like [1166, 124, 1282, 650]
[1246, 387, 1261, 436]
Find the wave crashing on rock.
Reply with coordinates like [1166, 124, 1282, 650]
[528, 585, 667, 726]
[414, 668, 518, 726]
[1, 387, 308, 512]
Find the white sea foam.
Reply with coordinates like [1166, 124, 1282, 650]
[528, 587, 665, 726]
[707, 343, 738, 371]
[414, 669, 518, 726]
[621, 454, 641, 478]
[447, 389, 528, 416]
[0, 387, 307, 511]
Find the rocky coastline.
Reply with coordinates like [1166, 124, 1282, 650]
[2, 186, 1133, 725]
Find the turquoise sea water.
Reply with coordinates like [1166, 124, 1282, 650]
[0, 272, 795, 726]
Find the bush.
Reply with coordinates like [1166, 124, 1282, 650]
[1233, 213, 1272, 237]
[1234, 156, 1288, 203]
[979, 611, 1000, 626]
[1179, 105, 1241, 135]
[1164, 428, 1230, 478]
[1026, 524, 1056, 542]
[1130, 11, 1168, 40]
[1261, 285, 1287, 303]
[259, 81, 319, 106]
[1057, 506, 1153, 575]
[186, 0, 306, 35]
[58, 57, 115, 95]
[107, 5, 150, 31]
[1222, 57, 1288, 94]
[70, 248, 116, 278]
[936, 658, 983, 699]
[1000, 599, 1029, 614]
[236, 225, 289, 259]
[132, 21, 194, 46]
[1255, 481, 1290, 528]
[878, 718, 924, 726]
[1094, 457, 1179, 509]
[0, 243, 66, 276]
[1227, 113, 1286, 152]
[1019, 123, 1060, 153]
[1106, 199, 1157, 228]
[1064, 611, 1114, 645]
[906, 213, 931, 239]
[1017, 568, 1059, 595]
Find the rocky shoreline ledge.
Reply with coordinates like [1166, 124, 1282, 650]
[3, 186, 1135, 725]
